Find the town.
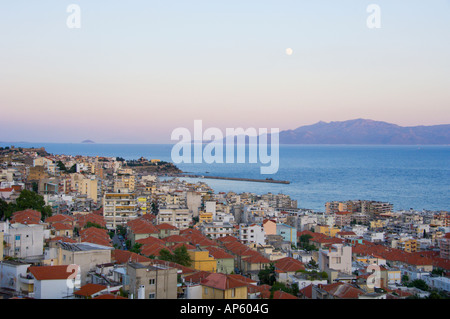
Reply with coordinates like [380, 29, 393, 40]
[0, 145, 448, 300]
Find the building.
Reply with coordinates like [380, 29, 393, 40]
[28, 265, 81, 299]
[188, 248, 217, 273]
[0, 260, 33, 296]
[326, 200, 393, 216]
[201, 273, 248, 299]
[397, 238, 418, 253]
[239, 223, 266, 245]
[318, 244, 352, 275]
[334, 212, 352, 228]
[439, 233, 450, 259]
[276, 223, 297, 245]
[79, 177, 99, 203]
[0, 231, 3, 261]
[127, 262, 178, 299]
[314, 224, 340, 237]
[103, 192, 138, 230]
[200, 221, 235, 240]
[54, 242, 113, 285]
[205, 246, 235, 274]
[158, 208, 192, 230]
[3, 222, 45, 260]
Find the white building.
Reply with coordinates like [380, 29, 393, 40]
[29, 265, 81, 299]
[3, 222, 45, 259]
[239, 223, 266, 245]
[363, 231, 385, 243]
[318, 244, 352, 275]
[158, 208, 192, 230]
[423, 275, 450, 292]
[200, 221, 234, 240]
[0, 260, 32, 294]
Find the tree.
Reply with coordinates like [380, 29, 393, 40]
[158, 246, 192, 267]
[85, 221, 106, 230]
[0, 199, 9, 220]
[258, 263, 276, 286]
[67, 164, 77, 173]
[408, 279, 429, 292]
[402, 274, 409, 284]
[129, 243, 143, 254]
[14, 190, 53, 220]
[57, 161, 67, 172]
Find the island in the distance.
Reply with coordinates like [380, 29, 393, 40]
[81, 140, 95, 144]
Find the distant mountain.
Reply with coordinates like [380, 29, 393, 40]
[278, 119, 450, 145]
[81, 139, 95, 144]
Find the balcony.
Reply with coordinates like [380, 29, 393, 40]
[19, 274, 34, 285]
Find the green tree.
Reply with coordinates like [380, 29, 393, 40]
[85, 221, 106, 230]
[408, 279, 429, 291]
[67, 164, 77, 173]
[402, 274, 410, 283]
[116, 225, 127, 237]
[14, 190, 53, 220]
[427, 291, 442, 299]
[57, 161, 67, 172]
[158, 246, 192, 267]
[0, 198, 9, 220]
[258, 263, 276, 286]
[130, 243, 143, 254]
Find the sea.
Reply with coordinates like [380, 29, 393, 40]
[1, 142, 449, 212]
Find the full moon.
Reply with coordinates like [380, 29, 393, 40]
[286, 48, 293, 56]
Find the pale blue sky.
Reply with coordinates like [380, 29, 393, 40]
[1, 0, 449, 143]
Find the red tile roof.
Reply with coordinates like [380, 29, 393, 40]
[49, 236, 77, 243]
[156, 223, 178, 230]
[242, 254, 271, 264]
[260, 289, 298, 299]
[136, 236, 165, 246]
[274, 257, 305, 273]
[74, 284, 107, 297]
[93, 293, 128, 299]
[299, 284, 313, 299]
[184, 271, 212, 284]
[112, 249, 151, 264]
[205, 246, 234, 260]
[29, 265, 77, 281]
[52, 222, 74, 231]
[45, 214, 75, 224]
[140, 243, 169, 257]
[10, 209, 41, 225]
[164, 234, 189, 244]
[201, 273, 248, 290]
[320, 282, 365, 299]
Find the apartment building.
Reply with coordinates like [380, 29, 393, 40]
[326, 200, 393, 216]
[200, 221, 235, 240]
[113, 174, 135, 193]
[127, 262, 178, 299]
[318, 244, 352, 275]
[157, 208, 192, 230]
[103, 192, 138, 230]
[334, 212, 352, 227]
[3, 223, 45, 259]
[239, 223, 266, 245]
[439, 233, 450, 259]
[398, 238, 418, 253]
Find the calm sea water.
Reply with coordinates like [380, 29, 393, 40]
[2, 142, 449, 212]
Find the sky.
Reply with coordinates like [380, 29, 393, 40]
[0, 0, 449, 143]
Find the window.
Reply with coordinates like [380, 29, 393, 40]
[148, 293, 155, 299]
[204, 287, 208, 295]
[149, 279, 155, 285]
[15, 235, 20, 241]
